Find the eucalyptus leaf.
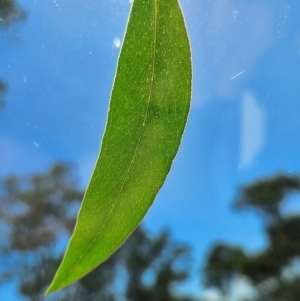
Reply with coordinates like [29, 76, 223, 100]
[46, 0, 191, 294]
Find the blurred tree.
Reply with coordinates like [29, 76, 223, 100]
[0, 0, 25, 28]
[203, 174, 300, 301]
[124, 227, 192, 301]
[203, 243, 246, 292]
[0, 163, 194, 301]
[0, 163, 83, 251]
[0, 79, 6, 108]
[0, 0, 26, 109]
[0, 163, 86, 299]
[256, 276, 300, 301]
[233, 175, 300, 222]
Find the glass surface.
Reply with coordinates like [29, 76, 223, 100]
[1, 0, 300, 300]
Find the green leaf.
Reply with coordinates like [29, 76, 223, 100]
[46, 0, 191, 294]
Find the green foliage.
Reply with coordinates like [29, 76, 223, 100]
[47, 0, 192, 294]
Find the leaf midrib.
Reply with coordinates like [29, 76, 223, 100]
[75, 0, 159, 267]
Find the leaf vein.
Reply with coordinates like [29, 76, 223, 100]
[75, 0, 159, 267]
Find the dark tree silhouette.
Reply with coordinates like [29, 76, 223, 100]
[233, 175, 300, 222]
[0, 163, 84, 299]
[203, 243, 246, 292]
[203, 174, 300, 301]
[0, 79, 6, 108]
[0, 163, 194, 301]
[0, 0, 25, 28]
[0, 0, 26, 109]
[124, 228, 191, 301]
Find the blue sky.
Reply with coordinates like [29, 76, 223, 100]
[1, 0, 300, 299]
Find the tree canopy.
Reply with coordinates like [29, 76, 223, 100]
[0, 0, 26, 109]
[0, 0, 25, 28]
[203, 174, 300, 301]
[0, 163, 194, 301]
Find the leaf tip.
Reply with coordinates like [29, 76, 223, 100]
[44, 286, 53, 297]
[44, 279, 61, 297]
